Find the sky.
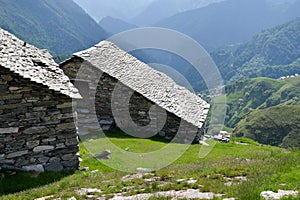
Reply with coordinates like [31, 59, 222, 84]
[73, 0, 156, 21]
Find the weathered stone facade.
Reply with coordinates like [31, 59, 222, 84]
[0, 28, 81, 172]
[60, 41, 209, 143]
[0, 68, 79, 172]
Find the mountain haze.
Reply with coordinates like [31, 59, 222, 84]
[99, 17, 138, 37]
[212, 17, 300, 83]
[131, 0, 224, 26]
[155, 0, 300, 48]
[73, 0, 155, 22]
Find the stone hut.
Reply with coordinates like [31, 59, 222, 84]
[0, 29, 81, 172]
[60, 41, 210, 143]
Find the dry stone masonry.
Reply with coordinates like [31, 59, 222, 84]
[60, 41, 210, 143]
[0, 28, 81, 172]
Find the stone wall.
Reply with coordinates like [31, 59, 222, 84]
[0, 67, 79, 172]
[61, 58, 204, 143]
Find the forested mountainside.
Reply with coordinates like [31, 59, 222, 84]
[155, 0, 300, 48]
[212, 17, 300, 83]
[0, 0, 107, 55]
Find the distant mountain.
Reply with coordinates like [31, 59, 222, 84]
[99, 17, 138, 37]
[131, 16, 300, 92]
[225, 76, 300, 127]
[233, 105, 300, 148]
[155, 0, 300, 48]
[73, 0, 155, 22]
[212, 17, 300, 83]
[130, 0, 224, 26]
[0, 0, 107, 55]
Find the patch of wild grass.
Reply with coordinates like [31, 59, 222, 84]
[0, 131, 299, 200]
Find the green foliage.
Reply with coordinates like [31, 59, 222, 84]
[1, 131, 300, 199]
[233, 105, 300, 148]
[0, 0, 107, 55]
[212, 17, 300, 83]
[0, 171, 70, 195]
[225, 76, 300, 127]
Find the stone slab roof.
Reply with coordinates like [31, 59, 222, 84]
[74, 41, 210, 128]
[0, 28, 81, 99]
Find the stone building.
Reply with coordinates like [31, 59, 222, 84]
[60, 41, 210, 143]
[0, 29, 81, 172]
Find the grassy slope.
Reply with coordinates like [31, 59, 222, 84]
[233, 105, 300, 148]
[225, 76, 300, 127]
[0, 131, 299, 200]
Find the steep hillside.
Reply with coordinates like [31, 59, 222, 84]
[99, 17, 138, 37]
[155, 0, 300, 48]
[233, 105, 300, 148]
[131, 0, 224, 26]
[212, 17, 300, 83]
[225, 76, 300, 127]
[0, 0, 107, 55]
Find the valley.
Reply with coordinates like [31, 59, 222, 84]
[0, 0, 299, 199]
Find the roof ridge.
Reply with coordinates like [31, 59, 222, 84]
[74, 40, 210, 128]
[0, 28, 81, 99]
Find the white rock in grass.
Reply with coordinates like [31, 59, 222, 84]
[224, 182, 233, 186]
[260, 190, 299, 200]
[76, 188, 102, 196]
[121, 173, 143, 182]
[278, 190, 298, 196]
[176, 179, 186, 183]
[187, 179, 197, 184]
[111, 189, 223, 200]
[34, 195, 54, 200]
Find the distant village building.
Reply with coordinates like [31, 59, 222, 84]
[60, 41, 210, 143]
[0, 29, 81, 172]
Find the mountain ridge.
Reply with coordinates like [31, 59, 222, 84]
[212, 17, 300, 83]
[98, 16, 138, 37]
[0, 0, 107, 55]
[155, 0, 300, 48]
[130, 0, 224, 26]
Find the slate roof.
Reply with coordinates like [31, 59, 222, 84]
[0, 28, 81, 99]
[73, 41, 210, 128]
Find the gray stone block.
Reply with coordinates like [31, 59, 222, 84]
[23, 126, 49, 134]
[33, 145, 54, 153]
[44, 161, 63, 172]
[22, 164, 44, 172]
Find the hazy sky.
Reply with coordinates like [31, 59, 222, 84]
[73, 0, 155, 21]
[73, 0, 298, 23]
